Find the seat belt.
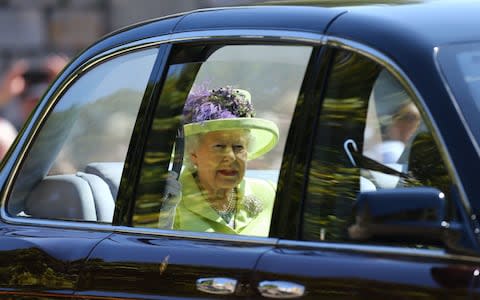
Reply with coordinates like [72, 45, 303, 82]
[172, 128, 184, 179]
[344, 139, 412, 180]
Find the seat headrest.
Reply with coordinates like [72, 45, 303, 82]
[84, 162, 123, 199]
[25, 175, 97, 221]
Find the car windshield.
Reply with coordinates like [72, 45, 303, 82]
[437, 41, 480, 145]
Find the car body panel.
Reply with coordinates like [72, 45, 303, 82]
[73, 15, 182, 71]
[78, 231, 276, 299]
[0, 1, 480, 299]
[253, 242, 476, 299]
[0, 224, 110, 298]
[173, 6, 346, 34]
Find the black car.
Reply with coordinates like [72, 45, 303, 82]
[1, 1, 480, 299]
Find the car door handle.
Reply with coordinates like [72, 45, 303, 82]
[258, 280, 305, 298]
[196, 277, 237, 295]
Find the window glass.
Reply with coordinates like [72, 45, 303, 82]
[8, 48, 158, 223]
[304, 50, 454, 246]
[133, 44, 313, 237]
[437, 42, 480, 145]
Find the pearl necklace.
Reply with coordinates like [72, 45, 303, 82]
[210, 189, 237, 226]
[194, 174, 237, 225]
[215, 188, 236, 214]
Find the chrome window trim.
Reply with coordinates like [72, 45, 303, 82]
[4, 216, 480, 263]
[278, 239, 480, 264]
[0, 29, 474, 258]
[167, 29, 324, 44]
[87, 29, 325, 69]
[0, 217, 117, 232]
[0, 215, 279, 245]
[112, 226, 279, 245]
[325, 36, 472, 215]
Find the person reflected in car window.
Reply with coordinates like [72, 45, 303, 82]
[368, 70, 422, 164]
[381, 101, 421, 163]
[161, 86, 280, 236]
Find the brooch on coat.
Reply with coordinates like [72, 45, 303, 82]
[241, 195, 263, 217]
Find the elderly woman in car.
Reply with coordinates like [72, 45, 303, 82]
[166, 86, 279, 236]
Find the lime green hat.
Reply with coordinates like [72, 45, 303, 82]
[183, 86, 279, 160]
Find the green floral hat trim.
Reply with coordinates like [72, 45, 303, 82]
[184, 118, 279, 160]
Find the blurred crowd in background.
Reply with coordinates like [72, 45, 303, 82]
[0, 55, 68, 158]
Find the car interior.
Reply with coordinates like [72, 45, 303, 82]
[24, 162, 122, 223]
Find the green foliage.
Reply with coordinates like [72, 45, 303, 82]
[0, 248, 76, 289]
[303, 50, 375, 241]
[134, 64, 198, 227]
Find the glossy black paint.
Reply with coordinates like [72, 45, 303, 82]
[114, 44, 173, 226]
[0, 223, 110, 298]
[253, 243, 474, 299]
[1, 1, 480, 299]
[78, 232, 275, 299]
[71, 15, 182, 74]
[270, 46, 332, 240]
[173, 6, 346, 34]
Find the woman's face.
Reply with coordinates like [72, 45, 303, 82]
[390, 102, 421, 143]
[191, 130, 248, 193]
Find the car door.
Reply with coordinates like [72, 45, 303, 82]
[252, 45, 480, 299]
[0, 47, 160, 298]
[76, 39, 318, 298]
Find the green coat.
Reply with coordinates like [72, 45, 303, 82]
[173, 170, 276, 236]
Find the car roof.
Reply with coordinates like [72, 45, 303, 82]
[71, 1, 480, 80]
[172, 1, 480, 45]
[172, 5, 345, 33]
[81, 1, 480, 52]
[330, 0, 480, 48]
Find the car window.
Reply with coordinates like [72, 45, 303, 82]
[7, 48, 158, 223]
[303, 49, 455, 246]
[437, 42, 480, 146]
[133, 44, 313, 237]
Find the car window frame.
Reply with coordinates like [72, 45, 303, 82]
[3, 29, 474, 254]
[0, 29, 327, 240]
[292, 37, 480, 254]
[112, 31, 330, 244]
[129, 39, 323, 236]
[113, 43, 173, 226]
[0, 44, 167, 230]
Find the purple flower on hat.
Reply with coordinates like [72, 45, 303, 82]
[183, 85, 255, 124]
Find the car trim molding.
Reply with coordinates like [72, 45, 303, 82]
[86, 29, 325, 69]
[113, 226, 280, 245]
[278, 239, 480, 264]
[4, 214, 480, 263]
